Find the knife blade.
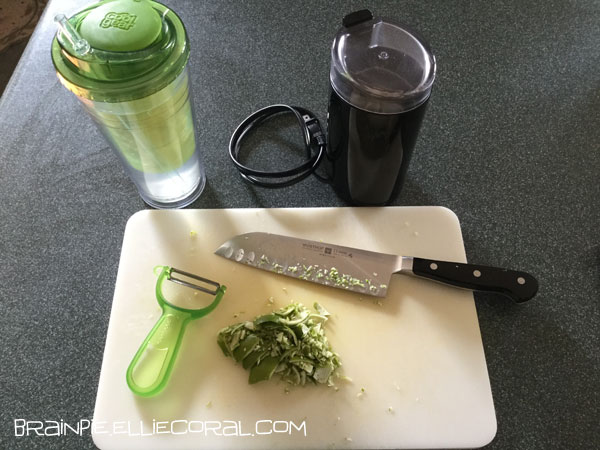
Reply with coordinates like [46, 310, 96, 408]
[214, 232, 538, 302]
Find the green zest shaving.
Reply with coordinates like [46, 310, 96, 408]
[217, 302, 341, 385]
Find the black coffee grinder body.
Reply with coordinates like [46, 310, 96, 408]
[327, 10, 435, 205]
[326, 88, 429, 205]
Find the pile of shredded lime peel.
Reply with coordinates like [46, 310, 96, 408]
[217, 302, 341, 386]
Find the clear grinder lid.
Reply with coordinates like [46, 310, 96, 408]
[330, 10, 436, 114]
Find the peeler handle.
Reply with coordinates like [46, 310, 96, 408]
[126, 306, 191, 397]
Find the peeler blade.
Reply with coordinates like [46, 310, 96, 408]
[167, 267, 221, 295]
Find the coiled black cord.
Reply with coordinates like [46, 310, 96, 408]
[228, 104, 327, 188]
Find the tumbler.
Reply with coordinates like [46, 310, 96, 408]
[51, 0, 204, 208]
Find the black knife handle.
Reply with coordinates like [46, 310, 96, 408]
[411, 258, 538, 303]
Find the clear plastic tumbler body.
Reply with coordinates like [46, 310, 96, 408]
[79, 67, 204, 208]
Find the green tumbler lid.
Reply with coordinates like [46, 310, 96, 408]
[51, 0, 190, 102]
[79, 0, 162, 52]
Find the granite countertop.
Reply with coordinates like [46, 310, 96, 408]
[0, 0, 598, 449]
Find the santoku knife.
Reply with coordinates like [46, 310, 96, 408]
[215, 232, 538, 302]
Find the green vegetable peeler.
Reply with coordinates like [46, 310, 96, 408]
[126, 266, 226, 397]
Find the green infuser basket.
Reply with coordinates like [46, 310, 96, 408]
[51, 0, 205, 208]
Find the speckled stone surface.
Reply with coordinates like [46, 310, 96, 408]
[0, 0, 598, 449]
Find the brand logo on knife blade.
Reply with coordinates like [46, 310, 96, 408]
[302, 243, 324, 251]
[301, 243, 354, 259]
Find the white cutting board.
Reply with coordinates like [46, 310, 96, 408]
[93, 207, 496, 450]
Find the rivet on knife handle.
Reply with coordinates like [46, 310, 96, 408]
[410, 258, 539, 303]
